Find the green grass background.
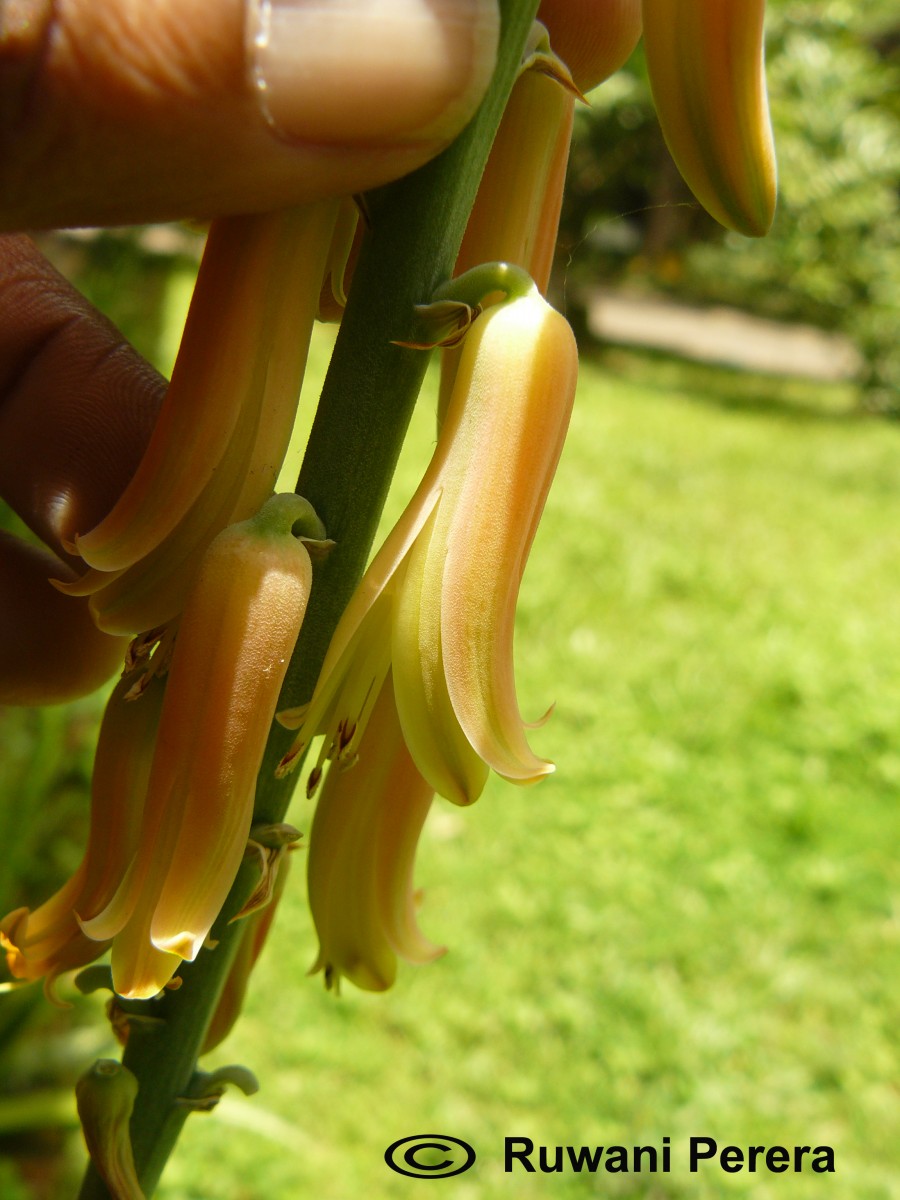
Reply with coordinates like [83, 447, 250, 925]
[3, 260, 900, 1198]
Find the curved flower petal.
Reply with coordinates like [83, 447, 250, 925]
[392, 506, 490, 806]
[439, 293, 576, 782]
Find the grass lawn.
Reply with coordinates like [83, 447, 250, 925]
[3, 295, 899, 1198]
[168, 327, 900, 1198]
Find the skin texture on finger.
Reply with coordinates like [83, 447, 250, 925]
[0, 0, 499, 228]
[0, 531, 128, 705]
[0, 235, 164, 554]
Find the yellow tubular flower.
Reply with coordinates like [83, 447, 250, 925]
[307, 675, 443, 993]
[455, 51, 575, 295]
[642, 0, 777, 237]
[82, 494, 317, 999]
[72, 203, 337, 574]
[0, 671, 164, 999]
[279, 287, 577, 807]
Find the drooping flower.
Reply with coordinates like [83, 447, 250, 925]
[62, 202, 338, 635]
[306, 673, 443, 993]
[81, 494, 319, 999]
[642, 0, 777, 236]
[0, 669, 164, 999]
[279, 286, 577, 808]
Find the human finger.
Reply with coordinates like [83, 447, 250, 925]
[0, 235, 165, 555]
[0, 530, 128, 705]
[0, 0, 499, 229]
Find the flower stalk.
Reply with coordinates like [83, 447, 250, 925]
[76, 5, 541, 1196]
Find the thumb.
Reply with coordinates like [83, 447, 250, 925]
[0, 0, 499, 229]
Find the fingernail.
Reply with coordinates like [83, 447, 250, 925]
[247, 0, 499, 147]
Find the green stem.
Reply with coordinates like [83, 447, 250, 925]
[77, 3, 539, 1196]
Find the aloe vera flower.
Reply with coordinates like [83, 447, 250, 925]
[642, 0, 777, 237]
[279, 285, 577, 807]
[81, 495, 318, 999]
[307, 674, 443, 993]
[0, 671, 164, 1000]
[61, 202, 337, 636]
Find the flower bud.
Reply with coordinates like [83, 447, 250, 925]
[75, 1060, 144, 1200]
[643, 0, 777, 237]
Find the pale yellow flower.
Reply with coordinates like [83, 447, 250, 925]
[279, 287, 577, 807]
[307, 674, 443, 993]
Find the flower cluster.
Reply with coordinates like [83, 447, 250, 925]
[1, 199, 337, 998]
[2, 3, 777, 1011]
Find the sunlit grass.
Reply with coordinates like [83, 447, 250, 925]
[170, 336, 900, 1199]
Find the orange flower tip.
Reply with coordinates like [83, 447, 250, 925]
[537, 0, 643, 92]
[164, 976, 183, 991]
[62, 534, 79, 556]
[115, 979, 172, 1002]
[326, 957, 394, 994]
